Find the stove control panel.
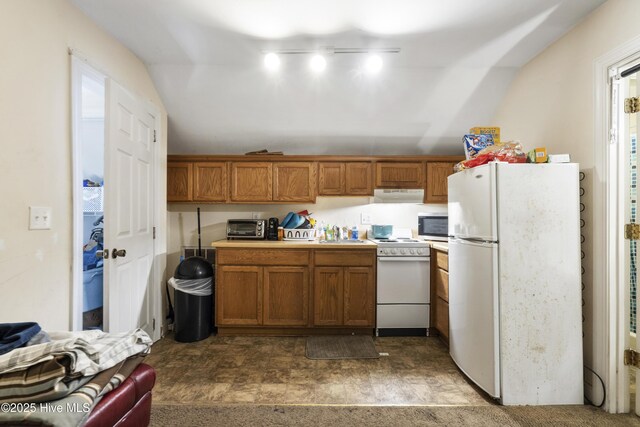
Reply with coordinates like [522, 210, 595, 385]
[377, 247, 429, 257]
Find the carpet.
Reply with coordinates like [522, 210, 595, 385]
[150, 403, 640, 426]
[305, 335, 379, 359]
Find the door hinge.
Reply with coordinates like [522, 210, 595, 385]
[625, 223, 640, 240]
[625, 97, 640, 114]
[153, 318, 156, 331]
[153, 226, 156, 239]
[625, 349, 640, 368]
[153, 130, 157, 142]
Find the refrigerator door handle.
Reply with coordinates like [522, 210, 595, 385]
[450, 237, 497, 246]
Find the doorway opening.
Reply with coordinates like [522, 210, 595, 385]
[71, 56, 106, 331]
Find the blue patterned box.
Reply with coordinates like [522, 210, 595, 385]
[463, 134, 494, 159]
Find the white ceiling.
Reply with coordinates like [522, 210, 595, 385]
[71, 0, 606, 155]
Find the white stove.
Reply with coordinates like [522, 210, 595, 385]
[369, 233, 431, 336]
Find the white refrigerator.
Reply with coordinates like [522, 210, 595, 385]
[447, 162, 583, 405]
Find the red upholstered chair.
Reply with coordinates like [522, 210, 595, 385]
[84, 363, 156, 427]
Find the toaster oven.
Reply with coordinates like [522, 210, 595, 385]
[226, 219, 266, 240]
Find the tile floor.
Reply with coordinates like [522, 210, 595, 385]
[146, 334, 493, 406]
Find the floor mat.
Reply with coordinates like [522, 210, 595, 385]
[305, 335, 379, 359]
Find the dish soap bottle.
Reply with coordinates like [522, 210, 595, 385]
[351, 225, 359, 240]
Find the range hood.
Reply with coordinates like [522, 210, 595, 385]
[372, 189, 424, 204]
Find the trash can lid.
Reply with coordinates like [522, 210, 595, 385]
[174, 256, 213, 280]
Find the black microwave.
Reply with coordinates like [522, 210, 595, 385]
[417, 213, 448, 241]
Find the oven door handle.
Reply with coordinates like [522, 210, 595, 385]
[378, 257, 429, 262]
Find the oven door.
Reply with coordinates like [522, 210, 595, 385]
[377, 256, 430, 303]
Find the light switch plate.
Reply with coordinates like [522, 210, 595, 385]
[29, 206, 52, 230]
[361, 213, 372, 225]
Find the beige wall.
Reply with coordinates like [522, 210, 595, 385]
[492, 0, 640, 406]
[0, 0, 167, 330]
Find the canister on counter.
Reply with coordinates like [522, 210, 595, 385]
[277, 226, 284, 240]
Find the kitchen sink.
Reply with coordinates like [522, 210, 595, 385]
[318, 240, 366, 244]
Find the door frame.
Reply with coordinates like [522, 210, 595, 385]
[595, 34, 640, 413]
[70, 55, 106, 331]
[70, 53, 164, 341]
[148, 100, 166, 342]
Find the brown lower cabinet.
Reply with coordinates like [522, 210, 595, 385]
[431, 248, 449, 345]
[216, 247, 375, 334]
[263, 266, 309, 326]
[313, 266, 374, 326]
[216, 265, 263, 325]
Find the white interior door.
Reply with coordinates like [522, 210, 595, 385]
[104, 79, 154, 335]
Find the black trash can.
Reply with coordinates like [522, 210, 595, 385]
[170, 256, 213, 342]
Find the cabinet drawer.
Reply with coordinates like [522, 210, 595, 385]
[435, 268, 449, 302]
[314, 250, 375, 266]
[434, 296, 449, 339]
[435, 250, 448, 271]
[217, 249, 310, 266]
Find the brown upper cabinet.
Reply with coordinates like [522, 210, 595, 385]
[193, 162, 227, 202]
[425, 162, 456, 204]
[230, 162, 273, 202]
[167, 162, 192, 202]
[167, 155, 463, 204]
[375, 162, 424, 189]
[273, 162, 316, 202]
[318, 162, 373, 196]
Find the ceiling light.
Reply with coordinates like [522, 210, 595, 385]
[263, 52, 281, 71]
[309, 54, 327, 73]
[365, 54, 383, 74]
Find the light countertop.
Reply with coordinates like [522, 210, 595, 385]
[212, 239, 447, 250]
[211, 239, 377, 249]
[430, 242, 449, 252]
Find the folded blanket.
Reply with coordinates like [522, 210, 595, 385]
[0, 329, 151, 378]
[0, 323, 42, 356]
[0, 355, 90, 403]
[0, 355, 144, 427]
[0, 329, 151, 406]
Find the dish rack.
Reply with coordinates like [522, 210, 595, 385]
[283, 228, 316, 241]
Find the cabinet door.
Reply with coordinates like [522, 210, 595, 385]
[230, 162, 272, 202]
[345, 162, 373, 195]
[263, 267, 309, 326]
[167, 162, 192, 202]
[435, 267, 449, 302]
[425, 162, 456, 203]
[343, 267, 375, 326]
[318, 162, 345, 195]
[193, 162, 227, 202]
[375, 162, 424, 188]
[216, 266, 262, 325]
[434, 296, 449, 341]
[273, 162, 316, 202]
[313, 267, 344, 326]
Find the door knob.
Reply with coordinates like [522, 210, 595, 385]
[96, 249, 109, 259]
[112, 248, 127, 258]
